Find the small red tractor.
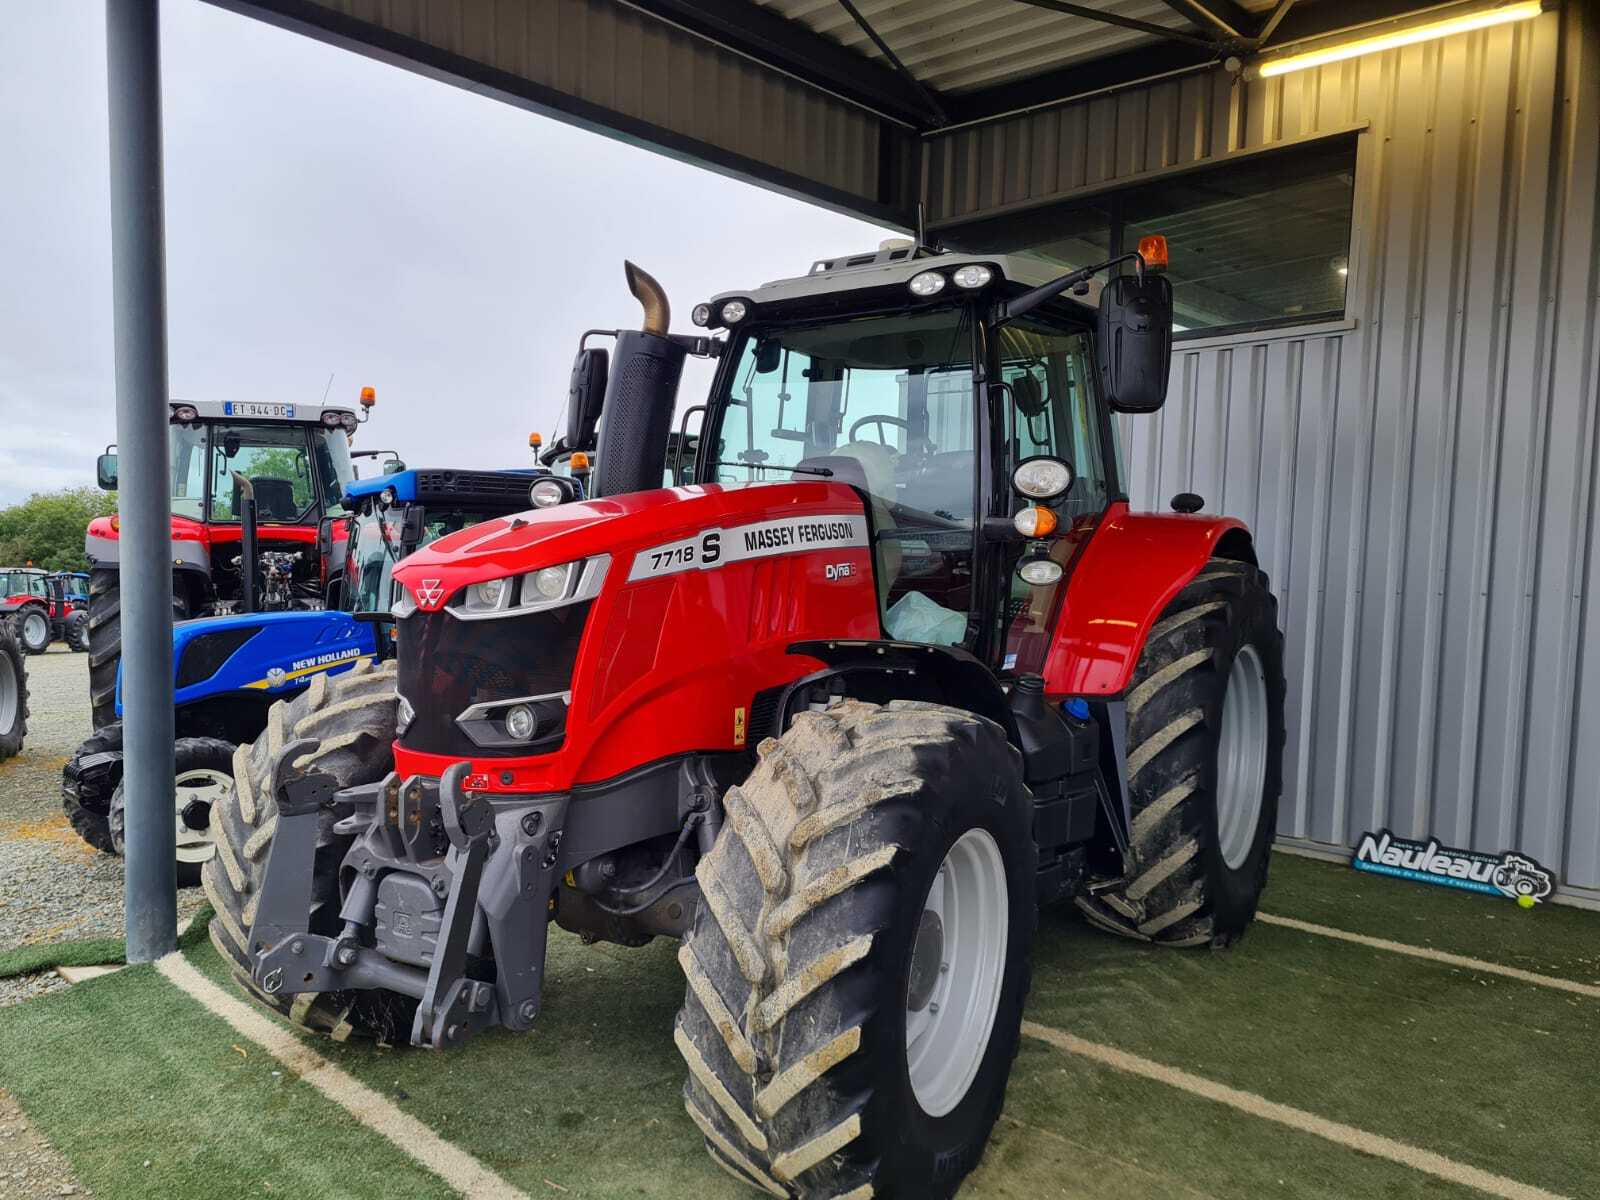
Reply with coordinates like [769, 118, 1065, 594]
[0, 567, 87, 655]
[85, 393, 375, 728]
[208, 245, 1284, 1199]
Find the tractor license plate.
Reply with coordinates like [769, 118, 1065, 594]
[224, 402, 295, 419]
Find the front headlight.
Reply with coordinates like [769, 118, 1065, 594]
[464, 578, 510, 612]
[444, 554, 611, 621]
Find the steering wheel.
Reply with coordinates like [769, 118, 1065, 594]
[849, 413, 913, 448]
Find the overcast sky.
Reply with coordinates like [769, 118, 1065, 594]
[0, 1, 893, 508]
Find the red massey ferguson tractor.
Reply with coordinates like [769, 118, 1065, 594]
[206, 246, 1285, 1199]
[83, 396, 372, 728]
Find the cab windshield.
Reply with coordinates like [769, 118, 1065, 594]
[705, 305, 980, 642]
[0, 573, 46, 599]
[168, 422, 356, 524]
[345, 506, 492, 614]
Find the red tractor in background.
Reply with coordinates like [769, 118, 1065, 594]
[207, 244, 1285, 1199]
[85, 392, 376, 728]
[0, 568, 88, 655]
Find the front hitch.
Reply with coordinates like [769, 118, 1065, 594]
[248, 752, 570, 1049]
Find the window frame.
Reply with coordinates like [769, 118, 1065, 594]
[941, 129, 1362, 342]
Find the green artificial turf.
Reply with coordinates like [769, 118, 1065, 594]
[0, 904, 214, 979]
[4, 858, 1597, 1199]
[0, 936, 124, 979]
[0, 961, 453, 1200]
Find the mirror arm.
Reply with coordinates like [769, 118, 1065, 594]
[995, 251, 1149, 328]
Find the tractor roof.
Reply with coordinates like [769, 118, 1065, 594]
[709, 248, 1100, 313]
[168, 400, 358, 426]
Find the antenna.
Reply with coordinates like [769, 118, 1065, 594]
[320, 372, 335, 405]
[915, 202, 926, 255]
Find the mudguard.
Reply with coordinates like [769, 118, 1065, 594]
[114, 609, 378, 717]
[1044, 502, 1252, 696]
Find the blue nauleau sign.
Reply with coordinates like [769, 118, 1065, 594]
[1352, 830, 1555, 905]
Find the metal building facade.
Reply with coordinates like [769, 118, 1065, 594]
[930, 4, 1600, 897]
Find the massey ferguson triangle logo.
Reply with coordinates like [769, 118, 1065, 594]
[416, 579, 445, 608]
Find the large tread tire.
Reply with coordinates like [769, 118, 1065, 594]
[1077, 557, 1285, 948]
[66, 611, 90, 653]
[676, 699, 1036, 1200]
[0, 621, 25, 762]
[109, 736, 237, 889]
[205, 660, 412, 1040]
[88, 570, 188, 730]
[62, 723, 124, 854]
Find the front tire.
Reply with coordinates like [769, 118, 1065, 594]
[109, 736, 236, 888]
[0, 621, 26, 761]
[66, 611, 89, 653]
[63, 723, 124, 853]
[676, 700, 1036, 1199]
[205, 660, 412, 1039]
[1077, 558, 1285, 947]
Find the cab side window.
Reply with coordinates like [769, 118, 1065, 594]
[998, 319, 1109, 520]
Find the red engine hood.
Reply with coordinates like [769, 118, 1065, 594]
[394, 481, 865, 608]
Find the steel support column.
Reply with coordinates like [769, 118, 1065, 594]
[106, 0, 177, 961]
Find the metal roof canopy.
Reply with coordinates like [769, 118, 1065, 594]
[107, 0, 1470, 948]
[206, 0, 1458, 227]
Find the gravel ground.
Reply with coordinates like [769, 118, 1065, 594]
[0, 649, 206, 1006]
[0, 1090, 88, 1199]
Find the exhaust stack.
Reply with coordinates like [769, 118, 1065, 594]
[594, 262, 686, 498]
[625, 261, 670, 336]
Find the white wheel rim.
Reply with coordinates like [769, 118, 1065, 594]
[1215, 644, 1269, 869]
[173, 768, 229, 864]
[905, 827, 1009, 1118]
[22, 612, 46, 646]
[0, 654, 15, 731]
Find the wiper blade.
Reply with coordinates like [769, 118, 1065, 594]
[707, 460, 833, 478]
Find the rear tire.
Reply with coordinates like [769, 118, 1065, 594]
[62, 723, 123, 854]
[1077, 558, 1285, 947]
[676, 700, 1036, 1199]
[88, 570, 188, 730]
[205, 660, 413, 1039]
[0, 621, 26, 762]
[17, 608, 49, 655]
[109, 736, 237, 889]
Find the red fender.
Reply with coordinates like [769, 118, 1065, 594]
[1044, 502, 1250, 696]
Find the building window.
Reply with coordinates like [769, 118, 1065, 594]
[947, 134, 1357, 338]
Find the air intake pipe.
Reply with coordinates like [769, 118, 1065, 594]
[593, 262, 687, 499]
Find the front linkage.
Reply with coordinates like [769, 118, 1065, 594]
[246, 751, 716, 1049]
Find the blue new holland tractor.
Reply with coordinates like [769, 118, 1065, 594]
[63, 466, 542, 883]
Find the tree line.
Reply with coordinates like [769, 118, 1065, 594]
[0, 489, 118, 572]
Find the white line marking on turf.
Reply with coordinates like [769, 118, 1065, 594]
[1257, 913, 1600, 999]
[156, 954, 529, 1200]
[1022, 1022, 1567, 1200]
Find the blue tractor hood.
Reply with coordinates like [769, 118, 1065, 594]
[115, 609, 377, 717]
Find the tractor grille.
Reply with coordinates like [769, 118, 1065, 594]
[413, 470, 534, 507]
[395, 602, 591, 758]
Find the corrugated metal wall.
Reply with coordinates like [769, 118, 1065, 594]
[931, 4, 1600, 894]
[224, 0, 915, 221]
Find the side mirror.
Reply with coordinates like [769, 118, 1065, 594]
[400, 505, 426, 548]
[567, 347, 609, 451]
[1097, 272, 1173, 414]
[96, 453, 118, 491]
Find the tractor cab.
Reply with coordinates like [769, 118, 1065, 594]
[84, 395, 375, 728]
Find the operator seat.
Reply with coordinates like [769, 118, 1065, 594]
[794, 441, 901, 608]
[249, 478, 300, 523]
